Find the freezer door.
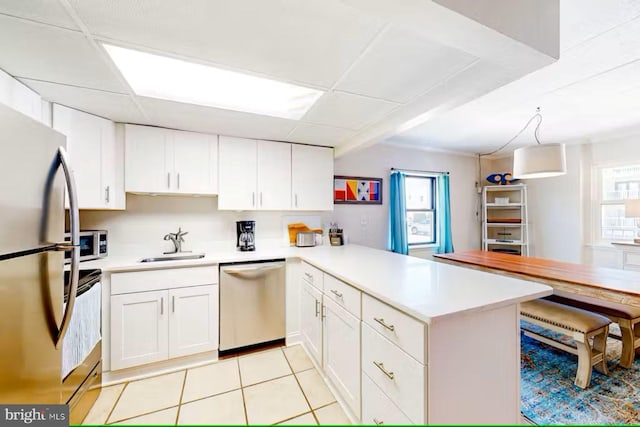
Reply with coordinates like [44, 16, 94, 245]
[0, 251, 64, 403]
[0, 103, 66, 255]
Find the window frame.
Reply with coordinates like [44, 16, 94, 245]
[592, 162, 640, 243]
[404, 173, 438, 247]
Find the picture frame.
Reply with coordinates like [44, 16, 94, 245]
[333, 175, 383, 205]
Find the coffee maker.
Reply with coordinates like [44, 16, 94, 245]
[236, 220, 255, 251]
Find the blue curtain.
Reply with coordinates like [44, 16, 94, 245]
[436, 174, 454, 254]
[389, 170, 409, 254]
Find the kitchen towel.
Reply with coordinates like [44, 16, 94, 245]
[62, 282, 101, 379]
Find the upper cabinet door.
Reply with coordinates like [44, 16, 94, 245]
[292, 145, 334, 211]
[125, 124, 172, 194]
[218, 136, 257, 210]
[53, 104, 123, 209]
[172, 130, 218, 195]
[257, 140, 291, 210]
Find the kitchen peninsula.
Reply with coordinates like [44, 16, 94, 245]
[86, 244, 551, 424]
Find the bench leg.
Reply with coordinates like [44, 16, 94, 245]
[593, 326, 608, 375]
[574, 334, 593, 389]
[619, 319, 635, 368]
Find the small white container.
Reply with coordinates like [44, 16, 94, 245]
[494, 197, 510, 205]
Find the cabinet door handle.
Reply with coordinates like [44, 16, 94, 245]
[160, 297, 164, 315]
[260, 192, 263, 207]
[304, 272, 313, 282]
[172, 295, 176, 313]
[321, 304, 326, 319]
[373, 418, 384, 425]
[373, 361, 395, 380]
[252, 192, 255, 207]
[315, 299, 320, 317]
[295, 193, 298, 207]
[374, 317, 395, 332]
[177, 173, 180, 189]
[167, 172, 171, 189]
[105, 186, 110, 204]
[330, 289, 343, 298]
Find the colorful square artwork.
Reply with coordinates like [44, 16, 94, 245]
[334, 176, 382, 204]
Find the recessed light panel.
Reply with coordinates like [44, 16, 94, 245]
[103, 44, 323, 120]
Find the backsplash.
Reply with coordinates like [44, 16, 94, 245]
[79, 194, 322, 256]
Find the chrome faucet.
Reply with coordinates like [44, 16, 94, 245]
[163, 227, 189, 254]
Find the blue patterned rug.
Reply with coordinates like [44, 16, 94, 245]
[520, 321, 640, 424]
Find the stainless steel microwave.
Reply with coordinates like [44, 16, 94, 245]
[64, 230, 108, 263]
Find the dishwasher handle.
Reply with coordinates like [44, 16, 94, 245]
[222, 262, 284, 278]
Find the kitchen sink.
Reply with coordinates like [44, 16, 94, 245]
[139, 254, 205, 263]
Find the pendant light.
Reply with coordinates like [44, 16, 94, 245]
[479, 107, 567, 180]
[512, 108, 566, 179]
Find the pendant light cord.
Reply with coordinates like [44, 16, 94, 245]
[479, 107, 543, 157]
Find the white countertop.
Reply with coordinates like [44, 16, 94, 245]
[82, 244, 552, 324]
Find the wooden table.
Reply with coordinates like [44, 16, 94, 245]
[433, 250, 640, 307]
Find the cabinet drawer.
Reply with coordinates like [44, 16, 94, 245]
[624, 253, 640, 268]
[111, 266, 218, 295]
[362, 323, 425, 423]
[323, 274, 361, 319]
[362, 372, 413, 425]
[362, 294, 425, 363]
[301, 261, 323, 290]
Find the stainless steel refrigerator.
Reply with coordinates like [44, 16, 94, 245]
[0, 103, 82, 405]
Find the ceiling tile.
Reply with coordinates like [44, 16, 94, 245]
[302, 91, 399, 130]
[286, 123, 354, 147]
[137, 97, 297, 141]
[67, 0, 385, 88]
[0, 15, 128, 93]
[336, 25, 477, 103]
[20, 78, 145, 123]
[0, 0, 79, 30]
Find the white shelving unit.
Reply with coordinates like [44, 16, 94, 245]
[482, 184, 529, 256]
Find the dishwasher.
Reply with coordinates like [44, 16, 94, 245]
[219, 259, 286, 353]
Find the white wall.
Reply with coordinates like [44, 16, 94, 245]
[79, 194, 321, 256]
[324, 143, 481, 255]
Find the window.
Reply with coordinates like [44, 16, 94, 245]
[596, 164, 640, 241]
[405, 175, 437, 245]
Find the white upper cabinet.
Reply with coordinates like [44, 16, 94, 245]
[257, 140, 291, 210]
[53, 104, 124, 210]
[292, 144, 334, 211]
[218, 136, 257, 210]
[125, 124, 218, 195]
[0, 69, 42, 123]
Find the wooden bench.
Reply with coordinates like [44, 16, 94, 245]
[520, 299, 611, 388]
[546, 294, 640, 368]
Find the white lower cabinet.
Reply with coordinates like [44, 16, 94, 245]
[362, 373, 412, 425]
[322, 297, 361, 416]
[301, 280, 323, 366]
[109, 266, 219, 371]
[300, 263, 362, 420]
[111, 290, 169, 370]
[168, 285, 219, 358]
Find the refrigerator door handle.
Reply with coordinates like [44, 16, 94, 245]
[55, 146, 80, 349]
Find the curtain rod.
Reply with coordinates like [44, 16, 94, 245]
[391, 168, 449, 175]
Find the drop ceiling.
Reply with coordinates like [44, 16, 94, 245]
[0, 0, 559, 155]
[390, 0, 640, 155]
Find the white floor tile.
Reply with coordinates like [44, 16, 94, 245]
[178, 389, 246, 425]
[107, 371, 185, 423]
[238, 349, 292, 386]
[82, 383, 125, 425]
[283, 345, 315, 373]
[243, 375, 310, 425]
[182, 359, 240, 403]
[278, 412, 318, 425]
[314, 402, 351, 425]
[295, 369, 336, 409]
[111, 407, 177, 425]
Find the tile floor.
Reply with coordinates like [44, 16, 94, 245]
[82, 344, 351, 425]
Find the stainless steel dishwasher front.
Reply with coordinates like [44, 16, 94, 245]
[219, 260, 286, 352]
